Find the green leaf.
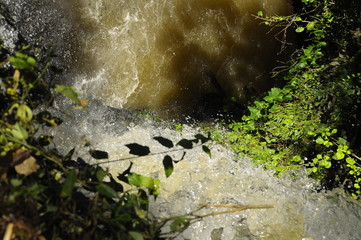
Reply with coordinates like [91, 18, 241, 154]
[26, 56, 36, 67]
[333, 151, 345, 160]
[10, 178, 22, 187]
[55, 85, 82, 105]
[125, 143, 150, 156]
[11, 122, 28, 140]
[17, 104, 33, 123]
[46, 205, 58, 212]
[248, 106, 262, 119]
[129, 231, 144, 240]
[152, 179, 161, 195]
[153, 136, 174, 148]
[257, 11, 263, 17]
[243, 121, 255, 131]
[346, 157, 356, 165]
[306, 22, 315, 30]
[9, 53, 36, 69]
[128, 173, 160, 195]
[170, 218, 190, 232]
[320, 160, 332, 169]
[291, 155, 301, 162]
[89, 150, 109, 159]
[296, 27, 305, 33]
[318, 41, 327, 47]
[254, 101, 269, 110]
[337, 137, 347, 145]
[28, 183, 46, 199]
[96, 183, 118, 199]
[61, 169, 77, 198]
[264, 88, 283, 103]
[315, 137, 324, 145]
[134, 204, 148, 219]
[9, 56, 28, 69]
[128, 173, 153, 188]
[96, 168, 108, 181]
[163, 155, 174, 178]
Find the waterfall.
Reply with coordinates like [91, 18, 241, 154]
[2, 1, 361, 239]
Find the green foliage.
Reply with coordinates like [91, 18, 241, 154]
[217, 0, 361, 198]
[8, 52, 37, 70]
[0, 45, 164, 239]
[0, 40, 215, 238]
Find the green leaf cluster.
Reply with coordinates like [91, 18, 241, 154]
[217, 0, 361, 198]
[0, 42, 170, 239]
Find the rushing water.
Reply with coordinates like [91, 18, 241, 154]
[45, 100, 361, 240]
[2, 1, 361, 239]
[3, 0, 292, 117]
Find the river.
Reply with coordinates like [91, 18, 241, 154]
[1, 0, 361, 239]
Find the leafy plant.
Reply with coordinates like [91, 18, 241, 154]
[0, 38, 220, 238]
[0, 42, 169, 239]
[216, 0, 361, 198]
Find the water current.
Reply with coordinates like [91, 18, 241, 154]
[3, 0, 292, 117]
[2, 0, 361, 239]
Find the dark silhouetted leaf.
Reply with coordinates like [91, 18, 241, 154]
[153, 136, 174, 148]
[163, 155, 174, 178]
[195, 133, 210, 144]
[117, 162, 133, 183]
[61, 169, 77, 198]
[108, 175, 124, 192]
[38, 135, 53, 146]
[202, 145, 211, 157]
[64, 160, 78, 168]
[36, 111, 63, 127]
[77, 157, 88, 167]
[89, 150, 109, 159]
[177, 139, 193, 149]
[174, 152, 186, 163]
[137, 189, 149, 210]
[125, 144, 150, 156]
[96, 183, 118, 199]
[64, 147, 75, 161]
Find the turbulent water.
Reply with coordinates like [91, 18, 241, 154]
[2, 0, 361, 239]
[3, 0, 292, 117]
[47, 101, 361, 240]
